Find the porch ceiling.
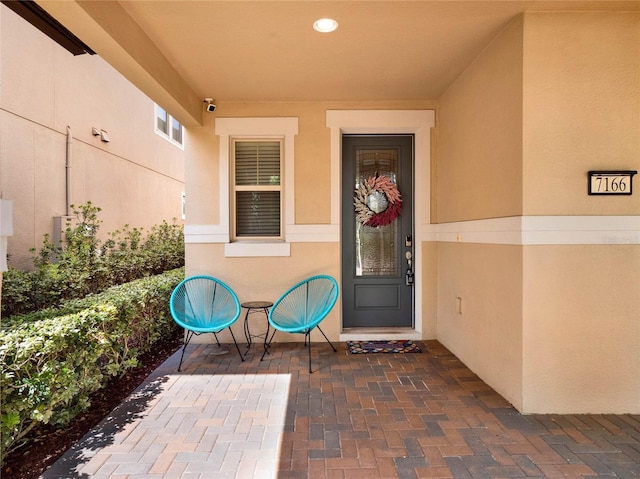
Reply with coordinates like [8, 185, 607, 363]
[38, 0, 639, 126]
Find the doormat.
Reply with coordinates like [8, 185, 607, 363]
[347, 340, 421, 354]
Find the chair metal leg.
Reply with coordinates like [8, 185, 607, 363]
[263, 316, 271, 352]
[261, 329, 277, 361]
[228, 328, 245, 362]
[316, 326, 337, 352]
[243, 307, 251, 349]
[307, 331, 313, 373]
[178, 330, 195, 372]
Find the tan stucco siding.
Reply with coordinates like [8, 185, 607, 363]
[523, 12, 640, 216]
[434, 12, 639, 414]
[520, 12, 640, 413]
[186, 242, 342, 343]
[434, 15, 526, 410]
[523, 244, 640, 414]
[436, 15, 524, 223]
[437, 242, 524, 410]
[1, 6, 185, 270]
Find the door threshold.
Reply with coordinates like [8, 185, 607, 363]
[340, 328, 421, 342]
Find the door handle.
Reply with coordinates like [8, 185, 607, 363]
[405, 251, 414, 286]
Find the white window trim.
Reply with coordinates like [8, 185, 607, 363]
[215, 117, 298, 257]
[154, 104, 185, 150]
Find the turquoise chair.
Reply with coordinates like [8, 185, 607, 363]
[170, 275, 244, 371]
[261, 275, 338, 372]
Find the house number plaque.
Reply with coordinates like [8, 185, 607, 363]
[588, 170, 637, 195]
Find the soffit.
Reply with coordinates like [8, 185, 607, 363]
[37, 1, 640, 124]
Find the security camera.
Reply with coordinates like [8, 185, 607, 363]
[204, 98, 216, 113]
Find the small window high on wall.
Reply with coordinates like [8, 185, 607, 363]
[155, 104, 184, 148]
[232, 139, 283, 240]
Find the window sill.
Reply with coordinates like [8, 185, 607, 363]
[154, 129, 184, 150]
[224, 242, 291, 257]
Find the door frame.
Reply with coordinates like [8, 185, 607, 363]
[326, 110, 436, 341]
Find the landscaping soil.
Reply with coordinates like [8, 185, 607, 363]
[2, 331, 183, 479]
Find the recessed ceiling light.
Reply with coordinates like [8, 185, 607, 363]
[313, 18, 338, 33]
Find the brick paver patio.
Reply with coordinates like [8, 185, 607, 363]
[42, 340, 640, 478]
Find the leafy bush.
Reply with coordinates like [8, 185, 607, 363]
[0, 268, 184, 462]
[1, 203, 184, 317]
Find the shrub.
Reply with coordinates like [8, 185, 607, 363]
[1, 203, 184, 317]
[0, 267, 184, 463]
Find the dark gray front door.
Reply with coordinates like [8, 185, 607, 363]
[342, 135, 414, 328]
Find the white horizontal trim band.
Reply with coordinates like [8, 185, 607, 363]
[184, 224, 228, 244]
[185, 224, 341, 244]
[186, 216, 639, 246]
[427, 216, 640, 245]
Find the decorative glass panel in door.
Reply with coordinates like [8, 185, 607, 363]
[355, 149, 399, 277]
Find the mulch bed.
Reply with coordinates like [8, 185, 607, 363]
[2, 331, 183, 479]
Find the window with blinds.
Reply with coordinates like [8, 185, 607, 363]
[232, 140, 282, 239]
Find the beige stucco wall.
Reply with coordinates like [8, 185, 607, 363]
[523, 12, 640, 216]
[436, 15, 524, 223]
[0, 5, 185, 270]
[435, 16, 525, 409]
[521, 12, 640, 413]
[435, 12, 639, 413]
[187, 243, 343, 341]
[437, 243, 524, 409]
[523, 245, 639, 413]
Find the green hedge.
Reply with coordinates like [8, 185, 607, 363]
[1, 202, 184, 317]
[0, 267, 184, 463]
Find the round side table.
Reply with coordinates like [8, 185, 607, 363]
[241, 301, 273, 352]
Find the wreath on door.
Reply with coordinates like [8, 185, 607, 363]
[354, 175, 402, 227]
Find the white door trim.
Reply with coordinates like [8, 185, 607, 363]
[326, 110, 436, 340]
